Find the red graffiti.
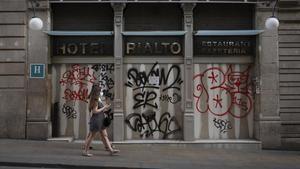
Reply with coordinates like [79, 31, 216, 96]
[63, 87, 89, 103]
[59, 64, 96, 87]
[208, 71, 219, 84]
[193, 65, 253, 118]
[60, 64, 96, 102]
[213, 94, 223, 108]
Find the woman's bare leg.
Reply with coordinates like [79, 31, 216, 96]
[83, 132, 91, 149]
[100, 129, 109, 149]
[83, 132, 96, 156]
[100, 129, 119, 155]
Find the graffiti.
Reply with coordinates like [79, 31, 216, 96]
[62, 87, 89, 103]
[125, 110, 181, 139]
[60, 64, 96, 86]
[124, 63, 182, 139]
[159, 93, 181, 104]
[233, 94, 250, 112]
[213, 118, 232, 133]
[193, 65, 252, 118]
[92, 64, 114, 73]
[126, 62, 183, 109]
[125, 62, 183, 92]
[133, 91, 158, 109]
[92, 64, 114, 100]
[213, 94, 223, 108]
[98, 73, 114, 90]
[60, 64, 96, 102]
[62, 103, 77, 119]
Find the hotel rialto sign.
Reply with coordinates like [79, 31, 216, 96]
[52, 36, 254, 56]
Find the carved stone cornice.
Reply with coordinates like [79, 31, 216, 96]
[181, 3, 196, 15]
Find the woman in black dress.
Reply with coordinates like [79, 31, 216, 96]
[82, 85, 119, 156]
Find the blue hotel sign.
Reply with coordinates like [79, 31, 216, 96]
[30, 64, 45, 79]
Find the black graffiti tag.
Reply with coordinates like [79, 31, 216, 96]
[92, 64, 114, 73]
[160, 64, 183, 92]
[125, 62, 183, 92]
[62, 103, 77, 119]
[92, 64, 115, 100]
[133, 91, 158, 109]
[125, 110, 181, 139]
[213, 118, 232, 133]
[159, 93, 182, 104]
[125, 62, 183, 109]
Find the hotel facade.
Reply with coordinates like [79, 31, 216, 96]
[0, 0, 299, 149]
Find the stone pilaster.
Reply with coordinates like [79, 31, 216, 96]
[181, 3, 196, 141]
[255, 3, 281, 149]
[26, 0, 51, 139]
[111, 3, 126, 141]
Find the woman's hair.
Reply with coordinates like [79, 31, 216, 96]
[89, 97, 98, 112]
[88, 84, 101, 112]
[88, 84, 101, 99]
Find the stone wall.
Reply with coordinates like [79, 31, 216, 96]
[0, 0, 51, 139]
[278, 0, 300, 149]
[0, 0, 27, 138]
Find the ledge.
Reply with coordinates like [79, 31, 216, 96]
[194, 30, 264, 36]
[44, 31, 113, 36]
[122, 31, 186, 36]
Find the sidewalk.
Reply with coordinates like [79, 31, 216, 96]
[0, 139, 299, 169]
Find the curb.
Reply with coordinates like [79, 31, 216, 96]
[0, 162, 156, 169]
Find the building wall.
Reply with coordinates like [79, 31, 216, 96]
[49, 3, 257, 141]
[278, 0, 300, 149]
[0, 0, 52, 139]
[0, 0, 299, 149]
[0, 0, 27, 138]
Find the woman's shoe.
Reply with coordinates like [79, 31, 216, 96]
[82, 151, 93, 157]
[105, 144, 115, 151]
[109, 149, 120, 156]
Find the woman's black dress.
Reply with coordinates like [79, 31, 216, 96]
[89, 101, 105, 132]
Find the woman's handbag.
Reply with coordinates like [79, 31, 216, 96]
[103, 109, 113, 127]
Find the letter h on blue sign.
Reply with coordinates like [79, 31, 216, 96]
[30, 64, 45, 78]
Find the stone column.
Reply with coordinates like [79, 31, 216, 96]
[181, 3, 196, 141]
[111, 3, 126, 141]
[26, 0, 51, 139]
[255, 2, 281, 149]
